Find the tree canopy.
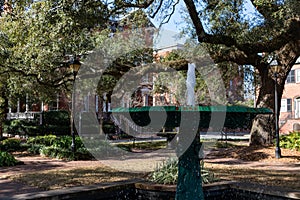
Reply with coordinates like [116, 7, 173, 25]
[116, 0, 300, 145]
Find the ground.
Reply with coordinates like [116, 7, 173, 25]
[204, 142, 300, 190]
[0, 141, 299, 198]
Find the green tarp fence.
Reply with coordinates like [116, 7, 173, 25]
[112, 105, 272, 129]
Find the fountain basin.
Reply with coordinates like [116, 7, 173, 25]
[13, 180, 300, 200]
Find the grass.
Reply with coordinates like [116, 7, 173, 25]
[12, 166, 143, 190]
[115, 140, 167, 152]
[205, 163, 300, 190]
[114, 139, 246, 152]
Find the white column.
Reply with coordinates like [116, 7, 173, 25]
[95, 95, 99, 113]
[8, 101, 11, 113]
[25, 93, 29, 112]
[17, 98, 20, 113]
[40, 102, 44, 125]
[56, 94, 59, 110]
[41, 101, 44, 111]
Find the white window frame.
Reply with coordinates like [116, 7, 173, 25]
[296, 69, 300, 83]
[280, 99, 287, 112]
[287, 70, 295, 83]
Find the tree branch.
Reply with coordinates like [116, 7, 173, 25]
[249, 0, 280, 21]
[149, 0, 163, 18]
[160, 0, 180, 27]
[183, 0, 300, 62]
[117, 0, 155, 9]
[1, 63, 73, 88]
[109, 0, 155, 15]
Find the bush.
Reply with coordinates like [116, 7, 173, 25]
[27, 135, 92, 160]
[102, 122, 116, 134]
[3, 119, 39, 136]
[3, 111, 70, 136]
[42, 111, 70, 135]
[27, 144, 44, 155]
[43, 111, 70, 126]
[75, 147, 93, 160]
[40, 146, 74, 160]
[27, 135, 57, 146]
[0, 138, 22, 152]
[149, 158, 178, 185]
[0, 151, 18, 167]
[148, 158, 217, 185]
[280, 131, 300, 151]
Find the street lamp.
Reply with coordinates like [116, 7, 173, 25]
[270, 59, 281, 159]
[69, 57, 81, 153]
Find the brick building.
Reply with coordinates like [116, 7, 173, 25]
[279, 57, 300, 133]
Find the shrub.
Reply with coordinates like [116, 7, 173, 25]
[102, 122, 116, 134]
[148, 158, 217, 185]
[3, 111, 70, 136]
[27, 144, 44, 155]
[280, 131, 300, 151]
[149, 158, 178, 185]
[27, 135, 92, 160]
[40, 146, 74, 160]
[75, 147, 93, 160]
[42, 111, 70, 135]
[27, 135, 57, 146]
[43, 111, 70, 126]
[0, 151, 18, 167]
[0, 138, 22, 152]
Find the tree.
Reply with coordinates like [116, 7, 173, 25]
[118, 0, 300, 145]
[0, 0, 116, 137]
[184, 0, 300, 145]
[0, 0, 156, 137]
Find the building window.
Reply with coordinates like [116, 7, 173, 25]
[281, 98, 292, 112]
[287, 98, 292, 112]
[281, 99, 287, 112]
[286, 70, 295, 83]
[296, 69, 300, 83]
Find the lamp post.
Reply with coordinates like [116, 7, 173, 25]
[69, 57, 81, 153]
[270, 59, 281, 159]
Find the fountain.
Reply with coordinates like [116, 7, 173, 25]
[112, 63, 272, 200]
[175, 62, 203, 200]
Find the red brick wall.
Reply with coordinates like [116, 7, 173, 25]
[279, 63, 300, 133]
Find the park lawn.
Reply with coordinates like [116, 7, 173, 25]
[12, 165, 143, 190]
[204, 143, 300, 190]
[205, 163, 300, 190]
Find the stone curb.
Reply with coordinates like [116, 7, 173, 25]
[5, 180, 300, 200]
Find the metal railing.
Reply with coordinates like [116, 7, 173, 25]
[7, 112, 41, 120]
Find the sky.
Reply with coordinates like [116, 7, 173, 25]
[153, 0, 260, 32]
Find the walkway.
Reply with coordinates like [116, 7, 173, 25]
[1, 149, 300, 199]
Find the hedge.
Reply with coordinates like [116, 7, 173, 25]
[3, 110, 70, 136]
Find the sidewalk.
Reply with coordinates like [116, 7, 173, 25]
[1, 149, 300, 199]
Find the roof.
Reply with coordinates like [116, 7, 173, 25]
[296, 57, 300, 64]
[153, 29, 186, 51]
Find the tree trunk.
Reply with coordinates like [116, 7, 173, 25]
[0, 94, 8, 139]
[249, 66, 285, 146]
